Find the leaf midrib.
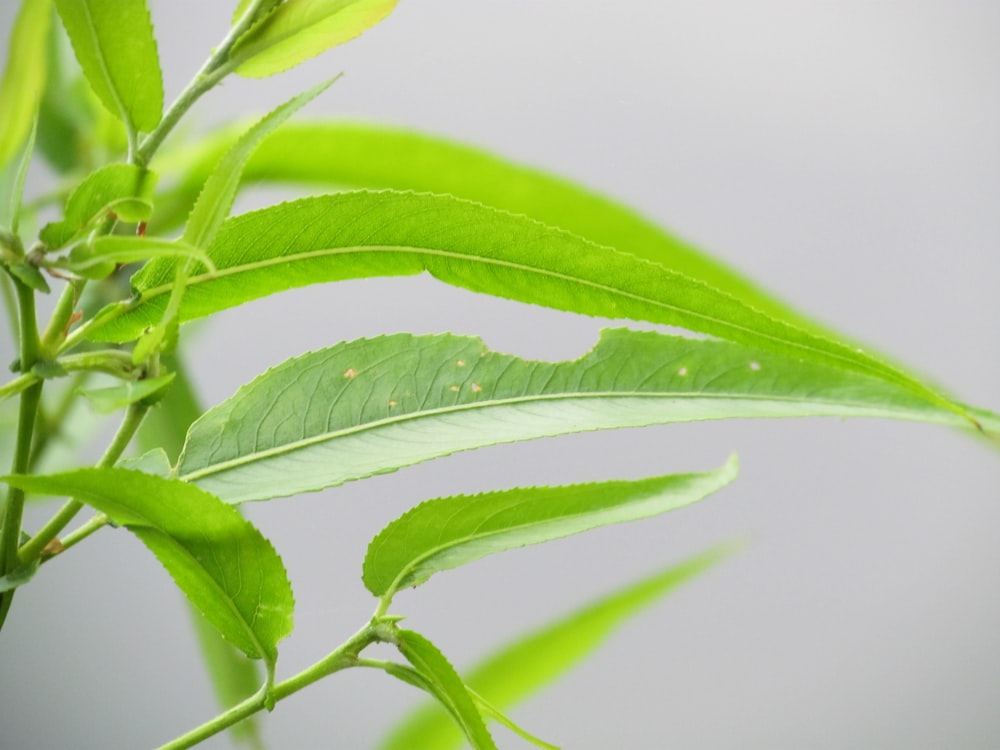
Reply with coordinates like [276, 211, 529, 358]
[178, 388, 938, 483]
[79, 1, 133, 132]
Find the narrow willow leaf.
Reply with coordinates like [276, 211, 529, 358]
[62, 236, 212, 280]
[176, 329, 997, 505]
[157, 121, 814, 329]
[8, 262, 50, 294]
[54, 0, 164, 132]
[380, 546, 733, 750]
[134, 359, 266, 746]
[0, 0, 51, 172]
[79, 373, 175, 413]
[1, 469, 294, 665]
[40, 163, 156, 248]
[182, 77, 338, 250]
[395, 630, 497, 750]
[364, 457, 737, 598]
[95, 191, 965, 418]
[0, 119, 36, 233]
[231, 0, 400, 78]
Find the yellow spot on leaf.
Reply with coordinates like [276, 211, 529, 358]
[343, 368, 358, 379]
[470, 383, 482, 393]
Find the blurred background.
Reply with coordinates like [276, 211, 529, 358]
[1, 1, 998, 747]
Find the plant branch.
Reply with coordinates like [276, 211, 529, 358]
[135, 0, 272, 166]
[157, 624, 383, 750]
[0, 279, 42, 629]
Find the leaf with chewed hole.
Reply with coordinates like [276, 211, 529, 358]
[175, 329, 998, 505]
[364, 456, 737, 599]
[0, 469, 293, 671]
[93, 191, 969, 420]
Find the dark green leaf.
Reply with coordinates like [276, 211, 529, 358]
[92, 191, 966, 419]
[54, 0, 164, 132]
[364, 457, 737, 598]
[7, 262, 50, 294]
[231, 0, 400, 78]
[1, 469, 294, 666]
[380, 546, 733, 750]
[175, 329, 996, 505]
[0, 0, 51, 172]
[395, 629, 497, 750]
[156, 120, 814, 330]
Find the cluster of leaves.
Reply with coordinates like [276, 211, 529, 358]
[0, 1, 996, 748]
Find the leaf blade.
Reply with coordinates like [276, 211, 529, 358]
[0, 0, 51, 173]
[157, 120, 814, 329]
[363, 457, 738, 598]
[54, 0, 164, 132]
[1, 469, 294, 664]
[175, 329, 995, 505]
[96, 191, 964, 418]
[231, 0, 400, 78]
[395, 630, 497, 750]
[380, 546, 733, 750]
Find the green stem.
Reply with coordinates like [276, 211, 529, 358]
[0, 280, 42, 630]
[135, 0, 270, 166]
[0, 371, 40, 401]
[57, 513, 107, 554]
[157, 625, 381, 750]
[19, 401, 150, 564]
[39, 280, 82, 356]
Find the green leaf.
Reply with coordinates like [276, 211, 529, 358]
[0, 469, 294, 666]
[175, 329, 996, 505]
[61, 236, 212, 280]
[394, 630, 497, 750]
[54, 0, 164, 133]
[156, 120, 814, 330]
[380, 546, 733, 750]
[79, 373, 175, 413]
[0, 119, 36, 233]
[7, 262, 50, 294]
[40, 163, 156, 248]
[364, 457, 737, 599]
[93, 191, 965, 419]
[0, 558, 40, 594]
[182, 77, 338, 250]
[231, 0, 401, 78]
[0, 0, 51, 172]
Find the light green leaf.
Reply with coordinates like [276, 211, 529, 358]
[380, 545, 733, 750]
[93, 191, 964, 418]
[0, 0, 51, 172]
[156, 120, 814, 330]
[231, 0, 400, 78]
[79, 373, 175, 413]
[175, 329, 996, 505]
[7, 262, 50, 294]
[54, 0, 164, 133]
[0, 119, 36, 233]
[364, 457, 737, 599]
[182, 77, 338, 250]
[1, 469, 294, 666]
[61, 236, 212, 280]
[40, 163, 156, 248]
[395, 629, 497, 750]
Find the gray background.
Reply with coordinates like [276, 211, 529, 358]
[1, 1, 999, 748]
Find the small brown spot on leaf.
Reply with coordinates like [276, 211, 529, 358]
[470, 383, 482, 393]
[343, 368, 358, 379]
